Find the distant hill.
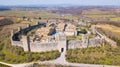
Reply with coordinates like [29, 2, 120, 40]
[0, 6, 11, 11]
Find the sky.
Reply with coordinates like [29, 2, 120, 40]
[0, 0, 120, 6]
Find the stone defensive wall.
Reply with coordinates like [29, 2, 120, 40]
[68, 37, 102, 49]
[104, 37, 117, 47]
[68, 40, 83, 49]
[11, 22, 46, 47]
[11, 39, 58, 52]
[11, 41, 23, 47]
[10, 22, 59, 52]
[30, 42, 58, 52]
[95, 28, 117, 47]
[11, 22, 46, 41]
[10, 22, 105, 52]
[69, 25, 117, 49]
[88, 37, 102, 47]
[10, 21, 117, 52]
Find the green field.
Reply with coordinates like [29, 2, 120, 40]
[66, 35, 82, 41]
[109, 17, 120, 21]
[81, 9, 119, 19]
[83, 15, 117, 19]
[0, 10, 60, 18]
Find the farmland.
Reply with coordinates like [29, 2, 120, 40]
[81, 9, 120, 20]
[96, 24, 120, 46]
[0, 10, 60, 18]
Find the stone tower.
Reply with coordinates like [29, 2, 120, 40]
[82, 34, 89, 48]
[55, 32, 66, 53]
[74, 31, 78, 36]
[92, 25, 96, 35]
[21, 35, 30, 52]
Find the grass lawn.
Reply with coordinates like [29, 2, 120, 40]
[66, 35, 82, 41]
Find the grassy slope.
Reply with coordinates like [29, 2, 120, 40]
[66, 44, 120, 66]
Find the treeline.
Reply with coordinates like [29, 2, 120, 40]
[92, 21, 120, 27]
[0, 18, 13, 26]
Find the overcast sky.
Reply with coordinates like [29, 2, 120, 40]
[0, 0, 120, 6]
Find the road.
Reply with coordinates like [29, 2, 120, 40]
[0, 52, 119, 67]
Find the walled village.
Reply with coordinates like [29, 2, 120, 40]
[11, 18, 117, 53]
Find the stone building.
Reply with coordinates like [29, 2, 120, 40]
[56, 22, 65, 32]
[56, 23, 77, 36]
[36, 26, 55, 36]
[64, 23, 77, 36]
[35, 26, 55, 42]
